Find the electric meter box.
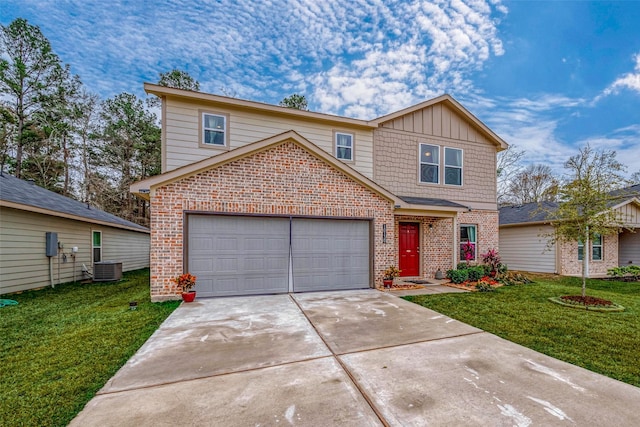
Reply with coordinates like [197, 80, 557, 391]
[46, 232, 58, 257]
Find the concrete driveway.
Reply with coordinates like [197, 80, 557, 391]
[71, 290, 640, 426]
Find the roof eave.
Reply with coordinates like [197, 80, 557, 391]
[130, 130, 400, 205]
[144, 83, 377, 129]
[0, 200, 150, 233]
[373, 94, 509, 151]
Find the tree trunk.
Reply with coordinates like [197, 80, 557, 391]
[582, 227, 589, 298]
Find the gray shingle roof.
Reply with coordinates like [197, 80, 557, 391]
[398, 196, 468, 209]
[0, 174, 149, 232]
[499, 201, 558, 226]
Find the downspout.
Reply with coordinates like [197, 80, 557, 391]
[452, 215, 458, 269]
[49, 256, 55, 288]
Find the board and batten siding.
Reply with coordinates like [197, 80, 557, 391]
[381, 102, 489, 143]
[499, 225, 556, 273]
[0, 207, 149, 295]
[163, 98, 374, 179]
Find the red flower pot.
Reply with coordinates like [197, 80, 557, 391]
[383, 279, 393, 288]
[181, 291, 196, 303]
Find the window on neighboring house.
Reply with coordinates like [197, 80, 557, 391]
[578, 235, 602, 261]
[202, 112, 226, 146]
[335, 132, 353, 161]
[444, 147, 463, 186]
[460, 225, 477, 262]
[92, 231, 102, 263]
[420, 144, 439, 184]
[578, 239, 584, 261]
[592, 234, 602, 261]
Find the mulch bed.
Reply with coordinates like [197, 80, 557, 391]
[382, 284, 426, 291]
[561, 295, 613, 307]
[444, 277, 503, 292]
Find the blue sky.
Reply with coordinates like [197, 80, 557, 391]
[2, 0, 639, 177]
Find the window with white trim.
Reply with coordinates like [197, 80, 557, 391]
[578, 239, 584, 261]
[444, 147, 463, 186]
[335, 132, 353, 161]
[92, 231, 102, 263]
[419, 144, 439, 184]
[592, 234, 602, 261]
[460, 224, 477, 262]
[578, 235, 602, 261]
[202, 113, 226, 146]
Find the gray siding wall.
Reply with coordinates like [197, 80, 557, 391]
[499, 225, 556, 273]
[0, 207, 149, 295]
[619, 229, 640, 266]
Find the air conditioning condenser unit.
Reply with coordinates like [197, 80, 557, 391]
[93, 261, 123, 281]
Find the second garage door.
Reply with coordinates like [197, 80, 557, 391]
[187, 215, 371, 297]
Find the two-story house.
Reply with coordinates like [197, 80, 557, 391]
[131, 84, 508, 301]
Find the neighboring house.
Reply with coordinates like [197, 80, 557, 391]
[131, 84, 508, 301]
[499, 185, 640, 276]
[0, 174, 150, 295]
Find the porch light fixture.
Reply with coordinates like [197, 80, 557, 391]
[383, 224, 387, 244]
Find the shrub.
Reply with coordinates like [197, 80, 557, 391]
[481, 248, 501, 272]
[499, 272, 533, 286]
[475, 282, 495, 292]
[456, 262, 469, 270]
[607, 265, 640, 281]
[497, 263, 508, 275]
[447, 268, 469, 284]
[467, 266, 485, 282]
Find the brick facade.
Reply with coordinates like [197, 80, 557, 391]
[392, 210, 499, 279]
[150, 140, 395, 301]
[558, 234, 619, 277]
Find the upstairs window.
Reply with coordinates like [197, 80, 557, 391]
[335, 132, 354, 161]
[202, 112, 227, 146]
[419, 144, 439, 184]
[444, 147, 463, 186]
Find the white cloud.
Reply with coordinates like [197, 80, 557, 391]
[465, 94, 586, 175]
[596, 52, 640, 101]
[576, 125, 640, 178]
[3, 0, 506, 116]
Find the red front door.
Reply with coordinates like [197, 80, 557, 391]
[399, 223, 420, 277]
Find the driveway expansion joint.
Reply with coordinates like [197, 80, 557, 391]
[289, 294, 391, 427]
[332, 330, 487, 357]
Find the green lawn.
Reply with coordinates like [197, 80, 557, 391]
[0, 269, 180, 427]
[404, 276, 640, 387]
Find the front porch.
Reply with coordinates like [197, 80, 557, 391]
[390, 197, 499, 282]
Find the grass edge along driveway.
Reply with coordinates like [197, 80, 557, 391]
[0, 269, 180, 427]
[405, 275, 640, 388]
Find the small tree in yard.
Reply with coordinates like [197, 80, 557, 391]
[547, 144, 629, 298]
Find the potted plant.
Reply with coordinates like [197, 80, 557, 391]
[383, 266, 401, 288]
[172, 273, 197, 302]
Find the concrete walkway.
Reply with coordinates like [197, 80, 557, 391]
[71, 290, 640, 426]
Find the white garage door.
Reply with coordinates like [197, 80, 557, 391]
[187, 215, 371, 297]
